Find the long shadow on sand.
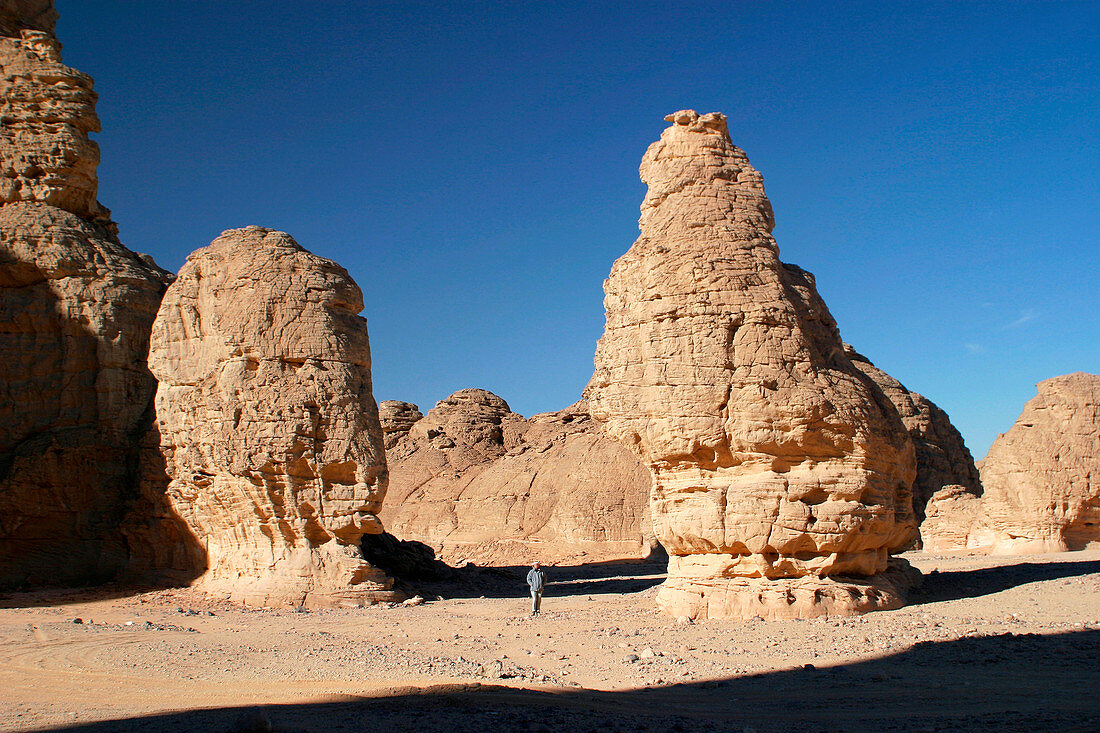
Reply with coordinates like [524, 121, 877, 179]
[30, 629, 1100, 732]
[0, 557, 668, 610]
[413, 557, 668, 602]
[0, 579, 196, 611]
[910, 559, 1100, 605]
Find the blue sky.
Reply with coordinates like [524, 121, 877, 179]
[57, 1, 1098, 458]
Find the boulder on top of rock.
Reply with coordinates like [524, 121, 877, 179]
[379, 401, 424, 450]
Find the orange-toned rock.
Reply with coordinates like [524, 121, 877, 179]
[975, 373, 1099, 553]
[0, 9, 113, 227]
[845, 345, 982, 526]
[586, 110, 918, 619]
[0, 203, 170, 587]
[147, 226, 400, 607]
[0, 2, 173, 588]
[919, 485, 986, 552]
[380, 391, 655, 565]
[0, 2, 56, 37]
[378, 400, 423, 450]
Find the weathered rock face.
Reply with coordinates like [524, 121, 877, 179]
[0, 1, 55, 36]
[0, 13, 113, 227]
[148, 226, 399, 607]
[586, 110, 918, 619]
[845, 345, 982, 525]
[379, 390, 655, 566]
[378, 400, 423, 450]
[0, 2, 173, 588]
[919, 485, 986, 552]
[973, 373, 1099, 554]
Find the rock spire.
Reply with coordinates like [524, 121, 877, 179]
[586, 110, 919, 619]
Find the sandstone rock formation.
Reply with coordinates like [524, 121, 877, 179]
[927, 373, 1099, 554]
[379, 400, 423, 450]
[380, 390, 655, 565]
[0, 1, 56, 37]
[0, 5, 113, 227]
[0, 2, 173, 588]
[845, 345, 982, 525]
[586, 110, 918, 619]
[919, 485, 986, 552]
[147, 226, 400, 607]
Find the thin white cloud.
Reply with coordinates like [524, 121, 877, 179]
[965, 343, 984, 354]
[1003, 309, 1038, 330]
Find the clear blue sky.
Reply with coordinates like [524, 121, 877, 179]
[57, 1, 1098, 459]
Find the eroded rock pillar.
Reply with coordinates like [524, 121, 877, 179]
[148, 226, 399, 607]
[586, 110, 918, 619]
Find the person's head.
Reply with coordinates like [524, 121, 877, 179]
[532, 562, 540, 569]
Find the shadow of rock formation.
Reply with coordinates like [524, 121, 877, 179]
[911, 559, 1100, 605]
[34, 629, 1100, 732]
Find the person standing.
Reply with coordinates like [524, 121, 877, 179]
[526, 561, 546, 615]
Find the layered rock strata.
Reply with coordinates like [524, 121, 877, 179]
[0, 2, 173, 587]
[924, 373, 1100, 554]
[148, 226, 399, 607]
[380, 390, 655, 566]
[586, 110, 918, 619]
[378, 400, 423, 450]
[0, 6, 113, 226]
[919, 485, 986, 552]
[845, 345, 982, 525]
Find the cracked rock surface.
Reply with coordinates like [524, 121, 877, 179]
[923, 372, 1100, 554]
[380, 390, 655, 566]
[586, 110, 919, 619]
[845, 344, 981, 527]
[147, 226, 399, 607]
[0, 1, 171, 588]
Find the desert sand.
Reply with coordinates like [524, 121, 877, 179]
[2, 548, 1098, 733]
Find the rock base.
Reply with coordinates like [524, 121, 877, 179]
[193, 541, 404, 609]
[657, 557, 920, 620]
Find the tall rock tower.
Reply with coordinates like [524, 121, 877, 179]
[0, 1, 173, 586]
[587, 110, 918, 619]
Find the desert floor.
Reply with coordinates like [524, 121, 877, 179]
[1, 548, 1098, 733]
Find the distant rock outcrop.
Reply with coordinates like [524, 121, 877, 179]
[378, 400, 423, 450]
[844, 345, 982, 525]
[147, 226, 400, 607]
[0, 2, 172, 588]
[380, 390, 655, 565]
[586, 110, 918, 619]
[924, 373, 1099, 554]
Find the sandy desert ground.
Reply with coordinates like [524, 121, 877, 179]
[1, 549, 1098, 733]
